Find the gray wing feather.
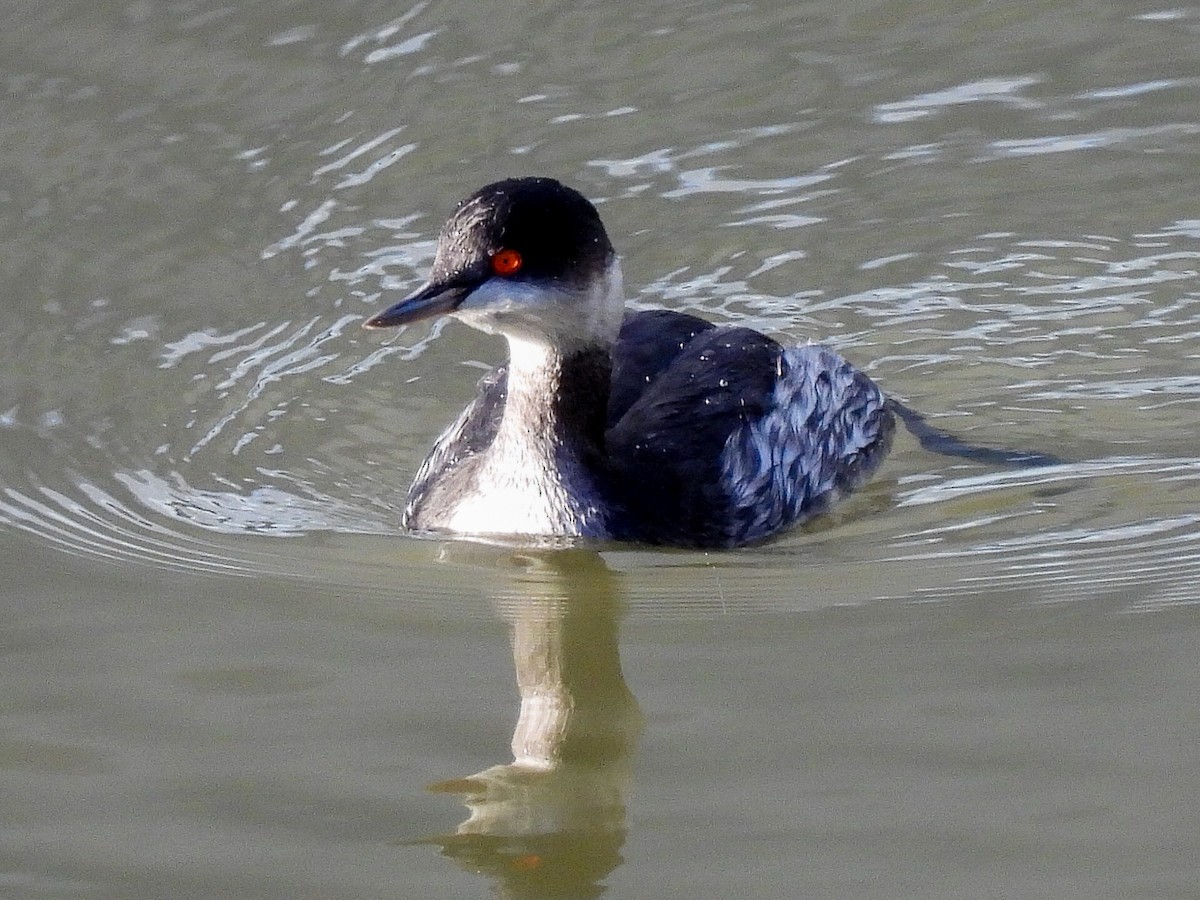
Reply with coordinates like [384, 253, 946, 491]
[719, 344, 893, 544]
[403, 366, 507, 529]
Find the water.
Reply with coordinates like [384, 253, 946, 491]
[2, 0, 1199, 896]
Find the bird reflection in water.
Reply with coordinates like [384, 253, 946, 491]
[418, 549, 642, 898]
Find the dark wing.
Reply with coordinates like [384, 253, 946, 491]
[608, 309, 716, 425]
[605, 331, 894, 548]
[604, 326, 784, 546]
[403, 365, 507, 529]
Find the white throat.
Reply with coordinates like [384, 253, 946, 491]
[453, 258, 626, 350]
[432, 263, 623, 539]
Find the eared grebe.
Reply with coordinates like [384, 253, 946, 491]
[365, 177, 894, 547]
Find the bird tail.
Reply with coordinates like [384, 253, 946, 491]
[886, 399, 1064, 467]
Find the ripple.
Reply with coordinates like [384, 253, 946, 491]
[12, 213, 1200, 618]
[6, 10, 1200, 630]
[114, 469, 389, 535]
[311, 126, 417, 190]
[987, 123, 1200, 158]
[873, 76, 1044, 124]
[884, 457, 1200, 611]
[1076, 78, 1188, 100]
[0, 475, 283, 576]
[2, 447, 1198, 620]
[338, 3, 433, 60]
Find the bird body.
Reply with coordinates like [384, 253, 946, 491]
[366, 178, 893, 548]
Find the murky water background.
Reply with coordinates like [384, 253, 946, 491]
[2, 1, 1199, 897]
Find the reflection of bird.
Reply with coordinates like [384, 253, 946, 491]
[414, 551, 639, 900]
[366, 177, 893, 547]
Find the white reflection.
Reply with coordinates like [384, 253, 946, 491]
[421, 551, 642, 897]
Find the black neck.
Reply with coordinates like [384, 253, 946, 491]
[553, 345, 613, 453]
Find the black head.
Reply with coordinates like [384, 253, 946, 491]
[364, 177, 616, 329]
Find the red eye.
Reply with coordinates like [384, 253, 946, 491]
[491, 248, 523, 277]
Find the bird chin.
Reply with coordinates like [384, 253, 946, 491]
[453, 280, 606, 348]
[453, 279, 543, 334]
[452, 306, 506, 336]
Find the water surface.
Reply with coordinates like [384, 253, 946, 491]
[2, 1, 1198, 897]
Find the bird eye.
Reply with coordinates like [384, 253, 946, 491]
[491, 248, 523, 277]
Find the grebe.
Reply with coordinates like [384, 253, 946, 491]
[365, 177, 894, 547]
